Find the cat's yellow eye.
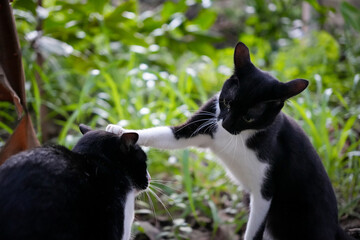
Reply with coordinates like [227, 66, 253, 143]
[242, 115, 255, 123]
[223, 100, 231, 110]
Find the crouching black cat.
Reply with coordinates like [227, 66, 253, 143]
[0, 124, 150, 240]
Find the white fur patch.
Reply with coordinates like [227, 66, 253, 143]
[108, 93, 272, 240]
[211, 125, 269, 193]
[122, 190, 135, 240]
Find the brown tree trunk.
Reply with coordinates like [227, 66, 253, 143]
[0, 0, 40, 165]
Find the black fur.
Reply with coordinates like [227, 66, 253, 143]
[172, 95, 218, 139]
[0, 126, 148, 240]
[219, 43, 353, 239]
[167, 42, 354, 239]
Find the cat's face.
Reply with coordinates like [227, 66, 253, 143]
[74, 125, 150, 193]
[218, 43, 308, 135]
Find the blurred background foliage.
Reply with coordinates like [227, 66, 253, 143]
[1, 0, 360, 238]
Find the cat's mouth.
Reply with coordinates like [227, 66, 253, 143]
[134, 171, 151, 195]
[218, 119, 242, 135]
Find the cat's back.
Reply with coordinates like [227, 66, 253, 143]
[0, 146, 88, 240]
[0, 145, 81, 192]
[267, 113, 341, 240]
[1, 145, 72, 172]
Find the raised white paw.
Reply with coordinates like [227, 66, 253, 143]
[106, 124, 125, 136]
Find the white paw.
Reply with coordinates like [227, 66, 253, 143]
[106, 124, 125, 136]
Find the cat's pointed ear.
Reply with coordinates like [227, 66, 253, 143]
[121, 132, 139, 149]
[280, 79, 309, 100]
[234, 42, 251, 70]
[79, 124, 92, 135]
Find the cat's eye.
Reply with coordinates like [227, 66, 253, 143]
[242, 115, 255, 123]
[223, 99, 231, 110]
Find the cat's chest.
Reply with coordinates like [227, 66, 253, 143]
[122, 190, 135, 240]
[210, 127, 269, 193]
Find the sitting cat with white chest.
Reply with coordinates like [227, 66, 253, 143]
[107, 42, 354, 240]
[0, 124, 150, 240]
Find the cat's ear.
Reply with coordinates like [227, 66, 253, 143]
[234, 42, 251, 70]
[121, 132, 139, 149]
[279, 79, 309, 100]
[79, 124, 92, 135]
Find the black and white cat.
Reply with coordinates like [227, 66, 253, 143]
[107, 43, 355, 240]
[0, 124, 150, 240]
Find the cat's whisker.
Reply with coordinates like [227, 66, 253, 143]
[150, 181, 181, 192]
[239, 134, 248, 162]
[151, 179, 175, 183]
[147, 188, 173, 220]
[175, 118, 213, 133]
[149, 184, 168, 196]
[149, 185, 176, 200]
[188, 110, 216, 116]
[218, 133, 235, 154]
[191, 119, 216, 137]
[209, 121, 218, 134]
[202, 119, 217, 134]
[145, 190, 157, 221]
[232, 135, 238, 164]
[191, 121, 212, 137]
[193, 112, 217, 117]
[150, 179, 177, 184]
[209, 120, 218, 133]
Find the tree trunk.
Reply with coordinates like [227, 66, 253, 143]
[0, 0, 40, 165]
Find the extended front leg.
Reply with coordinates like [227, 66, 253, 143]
[107, 95, 219, 150]
[244, 193, 271, 240]
[106, 125, 212, 149]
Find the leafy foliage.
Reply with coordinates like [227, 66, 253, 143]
[1, 0, 359, 238]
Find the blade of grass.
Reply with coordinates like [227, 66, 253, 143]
[102, 72, 124, 120]
[181, 149, 198, 221]
[208, 199, 221, 239]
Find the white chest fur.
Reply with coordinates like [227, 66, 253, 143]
[210, 125, 269, 194]
[122, 190, 135, 240]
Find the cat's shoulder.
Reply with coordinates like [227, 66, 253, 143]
[0, 145, 78, 175]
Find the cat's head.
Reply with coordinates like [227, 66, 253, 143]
[73, 124, 150, 193]
[218, 42, 308, 135]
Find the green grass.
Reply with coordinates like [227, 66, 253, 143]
[1, 49, 359, 238]
[1, 1, 359, 238]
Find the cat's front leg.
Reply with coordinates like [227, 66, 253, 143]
[245, 193, 271, 240]
[106, 124, 212, 150]
[107, 95, 219, 150]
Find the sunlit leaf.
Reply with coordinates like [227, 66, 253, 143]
[341, 1, 360, 32]
[12, 0, 37, 14]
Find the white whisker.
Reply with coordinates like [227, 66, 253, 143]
[145, 190, 157, 220]
[175, 118, 212, 133]
[148, 188, 173, 220]
[150, 182, 181, 192]
[190, 119, 216, 137]
[218, 133, 235, 154]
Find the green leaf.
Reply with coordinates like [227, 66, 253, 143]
[190, 9, 217, 31]
[13, 0, 37, 14]
[336, 115, 357, 157]
[88, 0, 107, 13]
[305, 0, 331, 14]
[161, 0, 187, 20]
[340, 1, 360, 32]
[104, 0, 136, 23]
